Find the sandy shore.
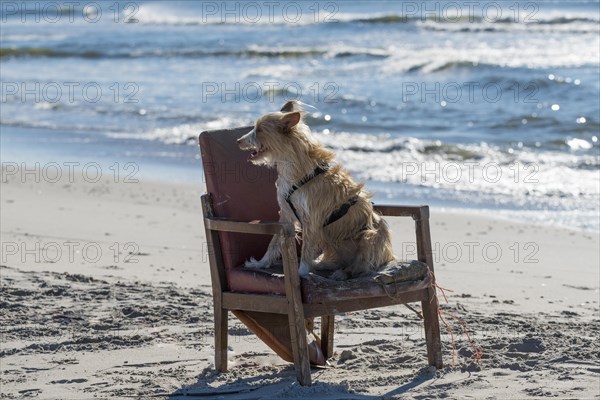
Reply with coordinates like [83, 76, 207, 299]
[1, 166, 599, 399]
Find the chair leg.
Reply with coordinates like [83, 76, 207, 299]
[321, 315, 335, 359]
[214, 306, 228, 372]
[422, 288, 443, 369]
[281, 236, 311, 386]
[287, 306, 311, 385]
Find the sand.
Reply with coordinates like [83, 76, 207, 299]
[1, 166, 599, 399]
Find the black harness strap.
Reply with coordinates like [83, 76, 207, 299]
[284, 164, 360, 227]
[323, 195, 359, 227]
[284, 164, 329, 222]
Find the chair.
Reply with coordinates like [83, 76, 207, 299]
[199, 127, 443, 386]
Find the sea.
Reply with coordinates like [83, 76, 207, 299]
[1, 1, 599, 231]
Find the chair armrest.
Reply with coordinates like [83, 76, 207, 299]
[374, 204, 429, 220]
[204, 217, 296, 237]
[375, 204, 434, 272]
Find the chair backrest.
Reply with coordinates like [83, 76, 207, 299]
[199, 127, 279, 271]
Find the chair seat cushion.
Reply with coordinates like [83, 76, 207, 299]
[226, 260, 432, 303]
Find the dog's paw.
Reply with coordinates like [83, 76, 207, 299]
[298, 261, 311, 277]
[245, 257, 269, 270]
[329, 270, 349, 281]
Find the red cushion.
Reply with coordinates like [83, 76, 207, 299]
[227, 265, 287, 296]
[227, 261, 432, 303]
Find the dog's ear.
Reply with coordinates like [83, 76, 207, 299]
[280, 100, 296, 112]
[280, 111, 302, 131]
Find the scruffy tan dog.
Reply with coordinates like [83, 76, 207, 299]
[237, 101, 394, 280]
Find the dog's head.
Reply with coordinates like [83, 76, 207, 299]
[237, 100, 308, 166]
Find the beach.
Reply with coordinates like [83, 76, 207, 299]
[1, 1, 599, 398]
[2, 1, 599, 231]
[1, 167, 598, 399]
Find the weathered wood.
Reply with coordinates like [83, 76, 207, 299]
[201, 194, 227, 294]
[232, 310, 294, 363]
[303, 289, 428, 319]
[416, 206, 443, 369]
[204, 217, 294, 236]
[281, 236, 312, 386]
[422, 295, 443, 369]
[415, 206, 433, 272]
[222, 292, 288, 314]
[222, 287, 429, 319]
[201, 194, 229, 371]
[374, 204, 427, 220]
[213, 307, 228, 372]
[321, 315, 335, 359]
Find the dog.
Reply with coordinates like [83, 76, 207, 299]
[237, 101, 394, 280]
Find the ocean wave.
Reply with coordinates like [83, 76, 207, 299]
[0, 116, 246, 142]
[341, 13, 599, 36]
[381, 57, 490, 74]
[129, 3, 363, 26]
[127, 1, 600, 26]
[133, 119, 599, 158]
[79, 121, 600, 176]
[381, 39, 598, 72]
[108, 116, 253, 144]
[0, 45, 390, 60]
[242, 45, 389, 59]
[313, 131, 600, 203]
[352, 14, 487, 24]
[127, 4, 600, 30]
[536, 16, 599, 25]
[422, 60, 494, 73]
[4, 114, 597, 203]
[0, 33, 69, 42]
[0, 46, 286, 59]
[419, 19, 599, 34]
[0, 47, 103, 59]
[0, 118, 124, 133]
[6, 44, 593, 72]
[352, 14, 597, 26]
[490, 115, 562, 130]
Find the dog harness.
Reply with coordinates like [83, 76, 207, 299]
[284, 164, 359, 227]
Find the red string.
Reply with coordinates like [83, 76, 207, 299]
[431, 272, 483, 367]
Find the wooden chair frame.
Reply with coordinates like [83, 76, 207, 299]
[201, 193, 443, 386]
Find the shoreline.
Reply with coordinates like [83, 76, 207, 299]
[2, 124, 598, 233]
[1, 166, 599, 398]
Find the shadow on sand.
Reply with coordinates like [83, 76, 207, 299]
[168, 364, 438, 399]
